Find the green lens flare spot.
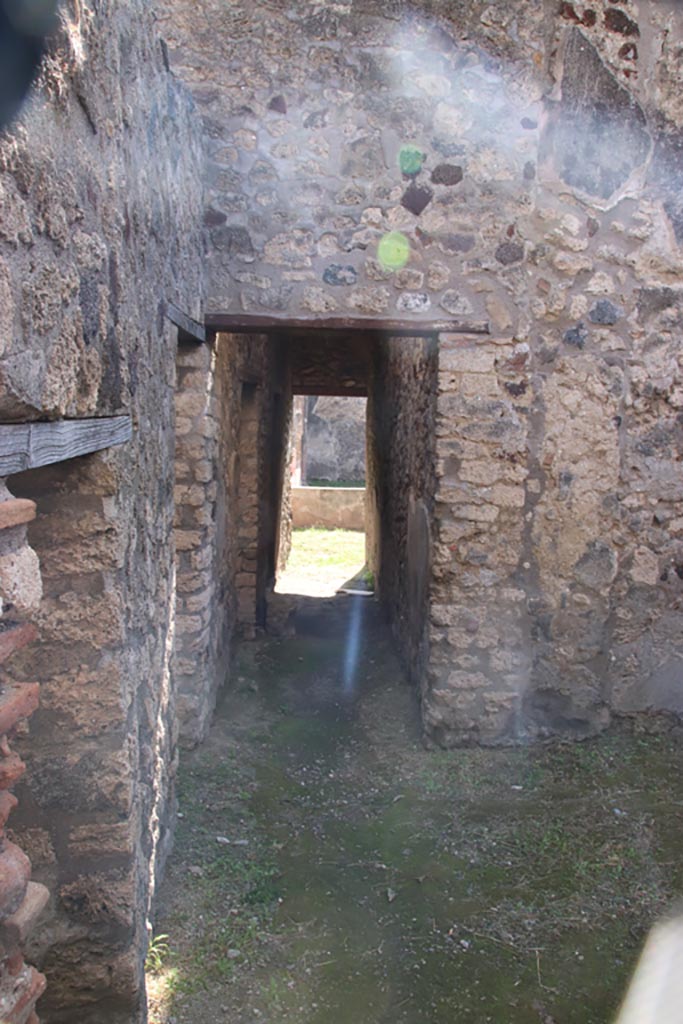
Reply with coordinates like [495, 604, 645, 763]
[378, 232, 410, 271]
[399, 144, 425, 177]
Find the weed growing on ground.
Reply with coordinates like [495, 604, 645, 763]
[145, 934, 170, 974]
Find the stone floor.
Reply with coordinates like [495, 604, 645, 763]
[148, 594, 683, 1024]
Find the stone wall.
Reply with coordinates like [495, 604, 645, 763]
[425, 308, 683, 746]
[0, 18, 679, 1024]
[174, 335, 242, 745]
[292, 486, 365, 532]
[0, 0, 205, 1019]
[0, 493, 48, 1024]
[230, 336, 291, 633]
[302, 396, 367, 484]
[174, 329, 290, 715]
[368, 336, 438, 686]
[426, 332, 534, 744]
[257, 340, 291, 628]
[156, 0, 683, 743]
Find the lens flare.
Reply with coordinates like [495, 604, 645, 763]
[398, 144, 425, 177]
[378, 231, 410, 271]
[342, 594, 364, 696]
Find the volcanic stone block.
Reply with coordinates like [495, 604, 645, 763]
[495, 241, 524, 265]
[589, 298, 622, 324]
[323, 264, 357, 286]
[430, 163, 463, 186]
[401, 183, 433, 215]
[563, 322, 588, 348]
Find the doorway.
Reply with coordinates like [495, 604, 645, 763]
[277, 393, 369, 599]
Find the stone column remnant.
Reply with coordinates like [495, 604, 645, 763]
[0, 497, 48, 1023]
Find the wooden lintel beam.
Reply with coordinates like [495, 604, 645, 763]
[167, 301, 207, 344]
[293, 386, 368, 397]
[0, 416, 133, 476]
[206, 313, 490, 336]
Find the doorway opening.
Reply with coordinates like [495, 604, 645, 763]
[278, 393, 369, 598]
[253, 327, 438, 693]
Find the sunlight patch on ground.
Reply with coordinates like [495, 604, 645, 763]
[276, 527, 366, 597]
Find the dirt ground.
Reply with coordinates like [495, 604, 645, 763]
[147, 584, 683, 1024]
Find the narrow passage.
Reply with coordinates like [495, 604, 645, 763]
[149, 597, 683, 1024]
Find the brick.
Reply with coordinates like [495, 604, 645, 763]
[0, 684, 39, 736]
[0, 841, 30, 918]
[174, 484, 206, 508]
[175, 614, 203, 635]
[489, 484, 526, 508]
[185, 586, 215, 613]
[174, 530, 203, 551]
[0, 882, 49, 949]
[175, 390, 209, 419]
[439, 348, 497, 373]
[452, 503, 499, 523]
[446, 670, 491, 689]
[0, 624, 38, 666]
[458, 461, 502, 485]
[458, 372, 501, 397]
[0, 501, 36, 532]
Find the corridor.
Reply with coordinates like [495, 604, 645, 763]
[148, 596, 682, 1024]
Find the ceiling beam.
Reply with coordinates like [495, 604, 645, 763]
[206, 314, 490, 337]
[292, 386, 368, 397]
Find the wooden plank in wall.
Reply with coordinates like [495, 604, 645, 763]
[167, 301, 207, 343]
[0, 417, 133, 476]
[205, 313, 490, 336]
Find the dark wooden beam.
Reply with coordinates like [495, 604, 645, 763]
[292, 386, 368, 397]
[0, 417, 132, 476]
[206, 314, 490, 337]
[167, 301, 207, 344]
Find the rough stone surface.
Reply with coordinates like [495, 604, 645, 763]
[430, 164, 463, 186]
[322, 264, 358, 287]
[1, 1, 683, 1017]
[367, 336, 438, 690]
[588, 298, 622, 325]
[301, 396, 366, 485]
[0, 0, 205, 1020]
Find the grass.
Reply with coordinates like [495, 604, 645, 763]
[277, 527, 367, 596]
[286, 528, 365, 571]
[145, 934, 170, 974]
[148, 604, 683, 1024]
